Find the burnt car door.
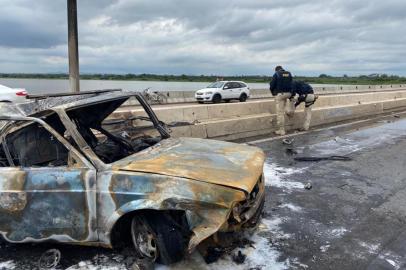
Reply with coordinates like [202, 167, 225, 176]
[0, 117, 97, 243]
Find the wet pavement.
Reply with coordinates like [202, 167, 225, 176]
[256, 113, 406, 270]
[1, 113, 406, 270]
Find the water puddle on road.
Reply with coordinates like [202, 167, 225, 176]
[303, 118, 406, 157]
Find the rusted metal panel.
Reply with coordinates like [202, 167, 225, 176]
[0, 167, 97, 243]
[96, 169, 260, 251]
[112, 137, 265, 193]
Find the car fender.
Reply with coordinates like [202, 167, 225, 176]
[103, 197, 232, 251]
[99, 172, 246, 250]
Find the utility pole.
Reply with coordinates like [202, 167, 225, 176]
[67, 0, 80, 92]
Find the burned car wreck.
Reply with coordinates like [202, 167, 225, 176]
[0, 90, 265, 265]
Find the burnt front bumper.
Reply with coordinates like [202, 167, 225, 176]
[187, 176, 266, 252]
[223, 178, 266, 232]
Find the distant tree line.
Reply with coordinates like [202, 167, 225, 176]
[1, 73, 405, 85]
[301, 74, 406, 85]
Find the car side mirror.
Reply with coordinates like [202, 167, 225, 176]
[223, 86, 229, 89]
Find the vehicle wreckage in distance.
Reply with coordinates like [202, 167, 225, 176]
[0, 90, 265, 265]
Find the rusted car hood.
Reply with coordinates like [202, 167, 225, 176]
[112, 138, 265, 193]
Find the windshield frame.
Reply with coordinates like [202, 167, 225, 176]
[54, 93, 170, 170]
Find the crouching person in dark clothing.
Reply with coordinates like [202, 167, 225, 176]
[291, 81, 318, 131]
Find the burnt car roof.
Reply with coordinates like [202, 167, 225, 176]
[0, 89, 170, 139]
[0, 90, 138, 118]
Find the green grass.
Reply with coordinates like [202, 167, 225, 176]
[1, 73, 406, 85]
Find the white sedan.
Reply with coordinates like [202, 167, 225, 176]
[0, 84, 28, 103]
[195, 81, 250, 103]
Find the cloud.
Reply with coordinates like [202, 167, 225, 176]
[0, 0, 405, 75]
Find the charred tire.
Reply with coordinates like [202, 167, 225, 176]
[239, 93, 248, 102]
[212, 94, 222, 103]
[131, 213, 189, 265]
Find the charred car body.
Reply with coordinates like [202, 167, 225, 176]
[0, 90, 265, 264]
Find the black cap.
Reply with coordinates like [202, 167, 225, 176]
[275, 66, 283, 71]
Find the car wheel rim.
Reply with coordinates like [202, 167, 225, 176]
[137, 231, 157, 257]
[132, 218, 158, 261]
[38, 249, 61, 269]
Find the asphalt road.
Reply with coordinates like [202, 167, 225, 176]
[254, 113, 406, 270]
[0, 113, 405, 270]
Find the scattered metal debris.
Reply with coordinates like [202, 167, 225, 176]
[131, 258, 154, 270]
[203, 237, 255, 264]
[282, 138, 294, 145]
[232, 250, 247, 264]
[338, 183, 349, 189]
[205, 247, 226, 264]
[294, 156, 352, 162]
[38, 249, 61, 270]
[285, 148, 298, 155]
[304, 183, 313, 190]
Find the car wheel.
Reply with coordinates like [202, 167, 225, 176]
[131, 213, 188, 265]
[198, 101, 204, 104]
[239, 93, 248, 102]
[212, 94, 222, 103]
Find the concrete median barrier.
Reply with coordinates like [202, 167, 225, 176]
[112, 89, 406, 141]
[123, 84, 406, 105]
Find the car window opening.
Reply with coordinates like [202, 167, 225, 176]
[66, 97, 164, 164]
[0, 121, 69, 167]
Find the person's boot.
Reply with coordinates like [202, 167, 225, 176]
[274, 129, 286, 136]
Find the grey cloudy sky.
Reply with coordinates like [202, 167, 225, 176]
[0, 0, 405, 76]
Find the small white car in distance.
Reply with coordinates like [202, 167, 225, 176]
[0, 84, 28, 103]
[195, 81, 250, 103]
